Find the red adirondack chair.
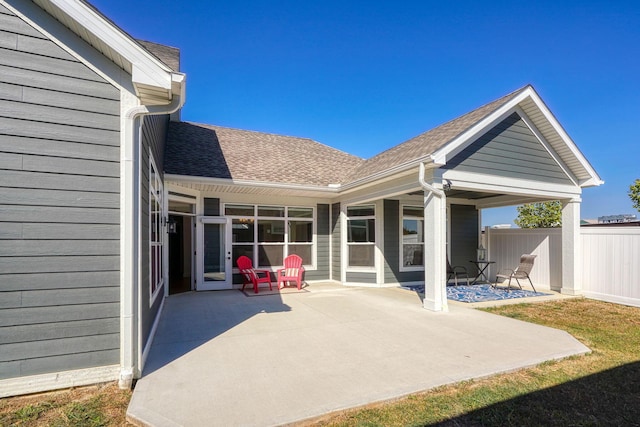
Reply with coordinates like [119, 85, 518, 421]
[277, 254, 305, 290]
[236, 256, 272, 293]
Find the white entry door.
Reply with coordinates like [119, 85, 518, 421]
[197, 218, 232, 290]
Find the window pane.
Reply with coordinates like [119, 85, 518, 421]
[258, 206, 284, 217]
[232, 245, 253, 266]
[403, 206, 423, 218]
[289, 221, 312, 242]
[402, 219, 424, 243]
[258, 244, 283, 267]
[225, 204, 254, 216]
[288, 207, 313, 218]
[258, 220, 285, 242]
[403, 244, 423, 266]
[204, 223, 226, 281]
[288, 244, 312, 264]
[348, 219, 375, 243]
[232, 219, 254, 242]
[348, 245, 375, 267]
[347, 205, 374, 217]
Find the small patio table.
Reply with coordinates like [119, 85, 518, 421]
[469, 260, 495, 285]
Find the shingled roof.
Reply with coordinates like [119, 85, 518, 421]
[137, 40, 180, 72]
[165, 122, 364, 187]
[166, 86, 544, 189]
[344, 86, 529, 183]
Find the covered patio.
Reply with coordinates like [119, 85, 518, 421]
[127, 284, 588, 426]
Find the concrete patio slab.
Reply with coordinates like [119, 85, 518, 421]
[127, 283, 589, 426]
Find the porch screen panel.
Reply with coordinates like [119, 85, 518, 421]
[402, 206, 424, 268]
[225, 204, 315, 268]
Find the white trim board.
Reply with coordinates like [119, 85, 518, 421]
[0, 365, 120, 398]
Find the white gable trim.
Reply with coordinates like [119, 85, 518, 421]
[431, 86, 602, 188]
[21, 0, 185, 103]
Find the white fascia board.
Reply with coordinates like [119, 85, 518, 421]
[525, 88, 603, 187]
[164, 174, 340, 195]
[442, 170, 583, 200]
[337, 160, 432, 194]
[431, 87, 602, 189]
[47, 0, 178, 96]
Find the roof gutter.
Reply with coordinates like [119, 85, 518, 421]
[119, 74, 185, 390]
[418, 162, 445, 198]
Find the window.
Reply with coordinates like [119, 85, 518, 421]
[347, 204, 375, 268]
[402, 206, 424, 269]
[149, 158, 164, 302]
[225, 204, 314, 268]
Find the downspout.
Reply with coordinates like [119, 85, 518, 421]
[418, 162, 445, 199]
[418, 162, 448, 311]
[119, 75, 185, 389]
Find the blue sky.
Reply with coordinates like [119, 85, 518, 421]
[91, 0, 640, 226]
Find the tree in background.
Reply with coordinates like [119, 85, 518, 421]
[630, 179, 640, 213]
[514, 201, 562, 228]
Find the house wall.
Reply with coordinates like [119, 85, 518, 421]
[0, 5, 121, 380]
[449, 204, 479, 275]
[444, 112, 573, 185]
[331, 202, 341, 281]
[383, 199, 423, 284]
[303, 204, 330, 281]
[139, 115, 169, 353]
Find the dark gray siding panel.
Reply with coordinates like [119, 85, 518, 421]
[450, 204, 479, 275]
[331, 203, 341, 281]
[301, 204, 330, 281]
[142, 114, 169, 173]
[346, 272, 376, 284]
[383, 200, 424, 284]
[0, 7, 121, 380]
[444, 113, 573, 185]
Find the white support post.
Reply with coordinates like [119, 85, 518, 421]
[561, 198, 582, 295]
[423, 191, 448, 311]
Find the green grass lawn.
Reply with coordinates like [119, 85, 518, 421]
[1, 298, 639, 426]
[315, 299, 640, 426]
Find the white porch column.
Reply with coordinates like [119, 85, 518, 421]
[423, 191, 448, 311]
[561, 198, 582, 295]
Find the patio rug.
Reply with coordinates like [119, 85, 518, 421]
[403, 284, 549, 303]
[240, 286, 309, 297]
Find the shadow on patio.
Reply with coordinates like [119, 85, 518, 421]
[142, 289, 291, 376]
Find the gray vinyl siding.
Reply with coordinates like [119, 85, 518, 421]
[301, 204, 329, 281]
[331, 203, 341, 281]
[0, 7, 120, 379]
[345, 272, 376, 284]
[444, 112, 573, 185]
[383, 200, 423, 284]
[139, 115, 169, 352]
[449, 204, 479, 276]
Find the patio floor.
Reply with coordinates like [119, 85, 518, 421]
[127, 283, 589, 426]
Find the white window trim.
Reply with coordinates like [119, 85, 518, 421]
[399, 204, 425, 272]
[345, 204, 377, 272]
[224, 203, 317, 270]
[149, 155, 164, 306]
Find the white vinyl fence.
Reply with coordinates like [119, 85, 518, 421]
[485, 227, 640, 307]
